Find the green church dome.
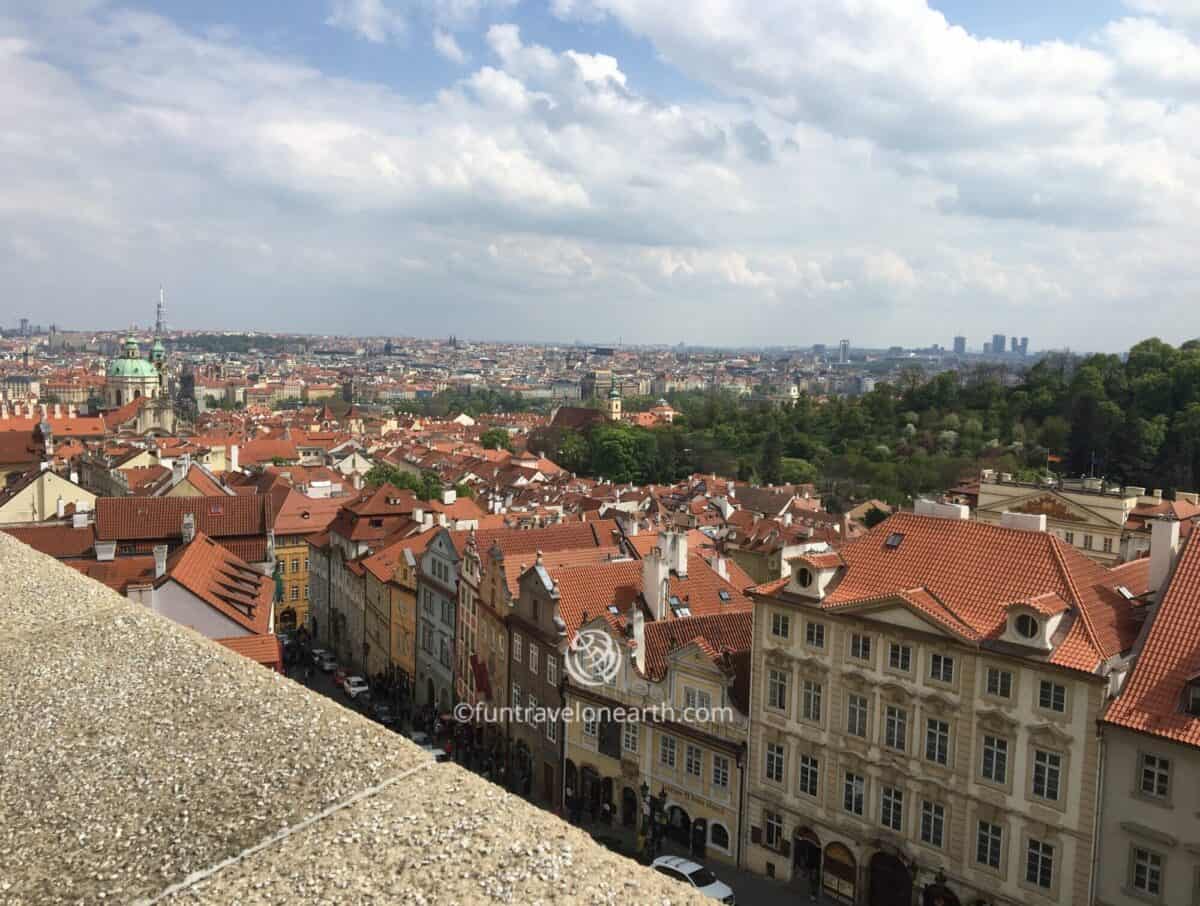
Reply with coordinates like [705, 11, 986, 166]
[107, 357, 160, 378]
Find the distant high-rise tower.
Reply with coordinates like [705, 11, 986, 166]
[155, 286, 167, 335]
[839, 339, 850, 364]
[992, 334, 1006, 356]
[1019, 337, 1029, 356]
[1010, 336, 1019, 354]
[953, 336, 966, 355]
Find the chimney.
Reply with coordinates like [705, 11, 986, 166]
[442, 487, 457, 506]
[95, 540, 116, 562]
[229, 443, 239, 473]
[714, 555, 729, 581]
[1000, 511, 1047, 532]
[153, 544, 168, 579]
[182, 512, 196, 543]
[172, 457, 187, 484]
[53, 403, 61, 418]
[1150, 516, 1181, 594]
[632, 602, 646, 674]
[642, 546, 670, 621]
[55, 496, 65, 518]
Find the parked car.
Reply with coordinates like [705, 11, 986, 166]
[370, 702, 396, 726]
[651, 857, 735, 904]
[343, 676, 370, 699]
[315, 652, 337, 673]
[333, 668, 348, 687]
[419, 744, 450, 763]
[310, 648, 330, 666]
[405, 730, 431, 747]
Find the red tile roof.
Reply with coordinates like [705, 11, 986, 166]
[642, 610, 753, 681]
[1104, 532, 1200, 747]
[162, 533, 272, 635]
[2, 523, 97, 559]
[272, 490, 345, 536]
[216, 634, 283, 670]
[754, 512, 1147, 673]
[96, 495, 272, 542]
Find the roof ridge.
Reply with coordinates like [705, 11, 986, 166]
[1046, 532, 1104, 655]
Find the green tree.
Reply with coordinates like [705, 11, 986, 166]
[480, 427, 513, 451]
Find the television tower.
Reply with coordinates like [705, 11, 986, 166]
[155, 285, 167, 335]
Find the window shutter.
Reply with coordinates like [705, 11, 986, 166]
[751, 826, 762, 845]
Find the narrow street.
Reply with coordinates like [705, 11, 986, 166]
[282, 656, 839, 906]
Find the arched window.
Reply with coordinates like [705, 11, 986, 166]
[710, 822, 730, 850]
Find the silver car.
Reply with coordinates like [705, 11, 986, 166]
[651, 856, 735, 904]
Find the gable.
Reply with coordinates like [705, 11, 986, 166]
[840, 601, 960, 640]
[977, 488, 1115, 527]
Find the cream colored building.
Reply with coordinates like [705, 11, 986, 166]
[744, 509, 1150, 906]
[0, 469, 96, 525]
[1096, 518, 1200, 906]
[975, 471, 1138, 564]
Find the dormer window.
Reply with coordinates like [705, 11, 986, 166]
[1186, 681, 1200, 717]
[1015, 614, 1039, 639]
[796, 567, 813, 588]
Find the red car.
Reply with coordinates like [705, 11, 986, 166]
[334, 668, 348, 687]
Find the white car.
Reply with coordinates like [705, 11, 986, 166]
[343, 676, 370, 699]
[651, 856, 735, 904]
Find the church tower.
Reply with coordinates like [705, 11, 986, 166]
[606, 376, 622, 422]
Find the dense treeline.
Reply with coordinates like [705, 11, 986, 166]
[528, 338, 1200, 505]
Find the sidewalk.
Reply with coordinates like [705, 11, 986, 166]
[573, 816, 842, 906]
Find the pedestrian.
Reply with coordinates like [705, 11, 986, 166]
[809, 866, 820, 902]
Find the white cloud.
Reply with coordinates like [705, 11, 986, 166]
[1125, 0, 1200, 26]
[326, 0, 406, 43]
[1, 4, 1199, 348]
[326, 0, 518, 43]
[433, 28, 468, 63]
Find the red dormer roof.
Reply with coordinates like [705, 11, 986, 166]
[162, 532, 273, 635]
[1105, 532, 1200, 747]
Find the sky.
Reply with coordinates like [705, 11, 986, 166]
[1, 1, 1198, 351]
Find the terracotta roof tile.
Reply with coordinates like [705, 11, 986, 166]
[162, 533, 272, 635]
[96, 495, 272, 542]
[216, 634, 283, 669]
[1104, 531, 1200, 747]
[2, 523, 97, 559]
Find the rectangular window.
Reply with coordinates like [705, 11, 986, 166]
[1032, 750, 1062, 801]
[660, 734, 677, 768]
[685, 686, 712, 711]
[925, 719, 950, 765]
[583, 715, 598, 737]
[712, 754, 729, 789]
[843, 772, 865, 816]
[805, 621, 825, 648]
[768, 669, 789, 711]
[765, 743, 785, 783]
[802, 680, 823, 722]
[1084, 534, 1093, 550]
[1140, 753, 1170, 799]
[291, 558, 300, 573]
[981, 735, 1009, 784]
[528, 644, 538, 676]
[546, 717, 557, 743]
[884, 705, 907, 751]
[850, 633, 872, 661]
[1132, 847, 1163, 896]
[920, 801, 945, 848]
[799, 754, 819, 797]
[881, 786, 904, 832]
[513, 633, 522, 663]
[511, 682, 521, 713]
[930, 653, 955, 683]
[1065, 530, 1075, 545]
[771, 612, 790, 638]
[847, 693, 869, 738]
[1026, 839, 1054, 889]
[623, 722, 639, 753]
[977, 821, 1003, 869]
[888, 642, 912, 672]
[290, 585, 300, 601]
[1039, 680, 1066, 713]
[986, 667, 1013, 699]
[546, 657, 557, 685]
[765, 811, 783, 849]
[686, 744, 703, 777]
[1103, 537, 1114, 553]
